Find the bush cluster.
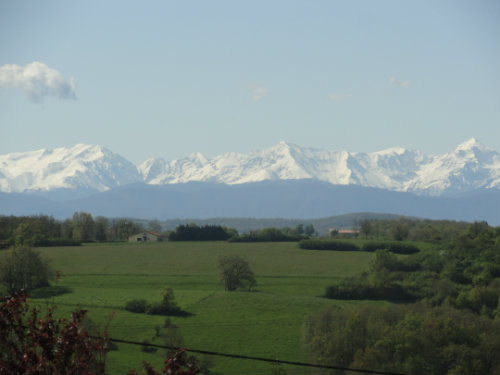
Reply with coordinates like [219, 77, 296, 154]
[299, 239, 360, 251]
[168, 224, 236, 241]
[299, 240, 420, 254]
[124, 299, 185, 316]
[124, 288, 186, 316]
[325, 278, 416, 302]
[229, 228, 305, 242]
[31, 238, 82, 247]
[360, 241, 420, 254]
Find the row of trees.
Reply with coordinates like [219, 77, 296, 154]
[0, 213, 146, 245]
[168, 224, 237, 241]
[0, 214, 318, 246]
[354, 217, 476, 243]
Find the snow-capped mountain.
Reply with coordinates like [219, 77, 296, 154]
[0, 144, 141, 196]
[138, 138, 499, 196]
[0, 139, 498, 198]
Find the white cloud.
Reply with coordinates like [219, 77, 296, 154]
[0, 61, 76, 102]
[328, 93, 353, 101]
[248, 85, 268, 102]
[388, 76, 411, 88]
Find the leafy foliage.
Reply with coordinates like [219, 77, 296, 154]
[0, 245, 53, 293]
[299, 239, 360, 251]
[303, 304, 500, 375]
[360, 241, 420, 254]
[0, 291, 107, 375]
[229, 227, 305, 242]
[218, 256, 256, 291]
[168, 224, 237, 241]
[127, 349, 199, 375]
[124, 287, 186, 316]
[325, 223, 500, 316]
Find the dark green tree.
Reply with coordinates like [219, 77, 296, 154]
[0, 245, 52, 293]
[94, 216, 108, 242]
[72, 212, 95, 242]
[391, 219, 409, 241]
[218, 256, 256, 291]
[359, 219, 372, 239]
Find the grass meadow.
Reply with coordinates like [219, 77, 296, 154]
[25, 241, 395, 374]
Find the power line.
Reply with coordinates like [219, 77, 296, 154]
[92, 335, 411, 375]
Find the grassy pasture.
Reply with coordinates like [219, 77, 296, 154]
[22, 241, 388, 374]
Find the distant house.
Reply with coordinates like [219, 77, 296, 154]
[328, 228, 360, 238]
[128, 230, 163, 242]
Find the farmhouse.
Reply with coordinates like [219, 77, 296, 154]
[128, 230, 163, 242]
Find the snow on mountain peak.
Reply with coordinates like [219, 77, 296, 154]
[0, 144, 141, 194]
[456, 137, 481, 150]
[0, 139, 498, 198]
[373, 146, 408, 156]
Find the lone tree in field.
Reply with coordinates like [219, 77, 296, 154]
[218, 256, 256, 291]
[0, 245, 52, 293]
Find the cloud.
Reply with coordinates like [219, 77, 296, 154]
[248, 85, 268, 101]
[0, 61, 76, 102]
[388, 76, 411, 88]
[328, 93, 353, 101]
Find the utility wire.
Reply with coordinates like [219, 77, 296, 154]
[92, 335, 411, 375]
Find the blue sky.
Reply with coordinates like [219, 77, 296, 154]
[0, 1, 498, 164]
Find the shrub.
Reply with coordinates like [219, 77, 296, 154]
[325, 280, 416, 302]
[33, 238, 82, 247]
[325, 279, 375, 300]
[125, 288, 186, 316]
[387, 243, 420, 254]
[360, 242, 391, 252]
[360, 241, 420, 254]
[299, 240, 360, 251]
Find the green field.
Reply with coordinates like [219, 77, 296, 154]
[27, 241, 383, 374]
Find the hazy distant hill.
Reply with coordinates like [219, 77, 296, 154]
[1, 180, 498, 225]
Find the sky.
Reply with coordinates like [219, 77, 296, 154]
[0, 0, 499, 165]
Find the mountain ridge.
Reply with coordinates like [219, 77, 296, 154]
[0, 139, 498, 199]
[0, 180, 498, 225]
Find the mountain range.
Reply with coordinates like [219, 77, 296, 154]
[0, 139, 498, 223]
[1, 138, 499, 198]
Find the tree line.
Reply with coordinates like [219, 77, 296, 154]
[0, 213, 145, 246]
[354, 216, 475, 243]
[0, 214, 319, 245]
